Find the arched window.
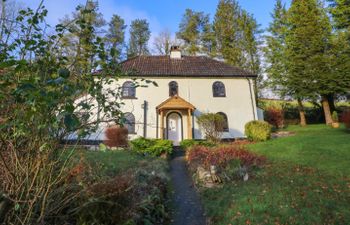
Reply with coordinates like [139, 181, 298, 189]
[213, 81, 226, 97]
[122, 81, 136, 98]
[169, 81, 178, 96]
[123, 112, 135, 134]
[216, 112, 229, 132]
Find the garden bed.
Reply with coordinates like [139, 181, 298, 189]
[70, 150, 171, 225]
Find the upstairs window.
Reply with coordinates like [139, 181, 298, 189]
[213, 81, 226, 97]
[169, 81, 178, 96]
[122, 81, 136, 98]
[216, 112, 229, 132]
[124, 112, 135, 134]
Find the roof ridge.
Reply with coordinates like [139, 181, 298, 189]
[120, 55, 256, 77]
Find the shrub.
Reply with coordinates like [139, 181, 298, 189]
[130, 137, 173, 157]
[104, 126, 128, 147]
[76, 164, 169, 225]
[340, 110, 350, 129]
[186, 145, 266, 170]
[180, 139, 216, 149]
[147, 140, 173, 157]
[265, 107, 285, 128]
[197, 113, 225, 143]
[332, 111, 339, 122]
[245, 120, 272, 142]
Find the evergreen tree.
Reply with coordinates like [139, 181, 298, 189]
[265, 0, 308, 126]
[214, 0, 262, 96]
[328, 0, 350, 103]
[201, 16, 217, 57]
[177, 9, 209, 55]
[59, 0, 106, 74]
[328, 0, 350, 30]
[285, 0, 334, 124]
[240, 11, 261, 74]
[213, 0, 243, 65]
[127, 19, 151, 58]
[106, 14, 126, 63]
[240, 10, 262, 95]
[264, 0, 287, 94]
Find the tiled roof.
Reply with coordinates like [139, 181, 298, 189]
[120, 55, 256, 78]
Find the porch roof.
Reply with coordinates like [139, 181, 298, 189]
[156, 95, 195, 111]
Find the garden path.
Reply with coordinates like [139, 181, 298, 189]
[169, 147, 207, 225]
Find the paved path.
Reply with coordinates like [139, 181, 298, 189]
[170, 148, 206, 225]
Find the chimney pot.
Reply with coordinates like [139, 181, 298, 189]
[170, 45, 181, 59]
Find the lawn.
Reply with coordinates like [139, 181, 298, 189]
[201, 125, 350, 225]
[250, 125, 350, 176]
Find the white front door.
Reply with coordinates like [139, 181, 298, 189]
[167, 113, 182, 146]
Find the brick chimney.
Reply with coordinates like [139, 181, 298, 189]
[170, 46, 181, 59]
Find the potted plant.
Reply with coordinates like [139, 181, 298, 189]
[331, 111, 340, 128]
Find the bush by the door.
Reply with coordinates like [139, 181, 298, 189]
[130, 137, 173, 156]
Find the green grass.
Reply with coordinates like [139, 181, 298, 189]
[83, 150, 145, 176]
[250, 125, 350, 176]
[201, 125, 350, 225]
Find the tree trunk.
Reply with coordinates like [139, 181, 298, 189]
[297, 98, 307, 126]
[326, 93, 336, 113]
[321, 95, 333, 125]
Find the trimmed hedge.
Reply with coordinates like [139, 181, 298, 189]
[130, 137, 173, 157]
[245, 120, 272, 142]
[180, 139, 216, 150]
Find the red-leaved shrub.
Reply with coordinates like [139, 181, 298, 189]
[104, 126, 128, 147]
[340, 110, 350, 129]
[186, 145, 266, 170]
[265, 107, 285, 128]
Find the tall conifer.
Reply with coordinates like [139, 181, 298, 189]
[285, 0, 334, 124]
[127, 19, 151, 58]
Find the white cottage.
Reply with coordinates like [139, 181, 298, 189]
[97, 47, 258, 145]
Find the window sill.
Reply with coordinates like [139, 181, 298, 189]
[121, 96, 138, 100]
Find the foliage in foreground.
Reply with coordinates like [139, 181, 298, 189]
[73, 150, 170, 225]
[130, 137, 173, 157]
[0, 2, 151, 224]
[245, 120, 272, 142]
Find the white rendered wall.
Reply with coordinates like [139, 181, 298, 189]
[92, 77, 258, 141]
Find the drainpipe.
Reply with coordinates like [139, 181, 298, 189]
[142, 101, 148, 138]
[192, 111, 195, 139]
[247, 78, 256, 120]
[156, 109, 159, 139]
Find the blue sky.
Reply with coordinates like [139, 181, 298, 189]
[26, 0, 291, 47]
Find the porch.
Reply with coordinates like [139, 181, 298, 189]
[156, 95, 196, 145]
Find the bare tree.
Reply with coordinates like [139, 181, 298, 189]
[0, 0, 22, 52]
[153, 29, 173, 55]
